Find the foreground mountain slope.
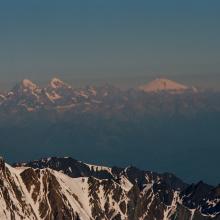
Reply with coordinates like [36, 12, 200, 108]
[0, 156, 217, 220]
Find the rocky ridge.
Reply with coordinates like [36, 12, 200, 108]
[0, 156, 218, 220]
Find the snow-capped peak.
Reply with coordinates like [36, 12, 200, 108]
[139, 78, 189, 93]
[21, 79, 38, 90]
[50, 77, 71, 89]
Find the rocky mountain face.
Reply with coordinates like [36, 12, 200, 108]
[0, 156, 218, 220]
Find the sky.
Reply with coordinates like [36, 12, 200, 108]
[0, 0, 220, 90]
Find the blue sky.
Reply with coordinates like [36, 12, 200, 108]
[0, 0, 220, 89]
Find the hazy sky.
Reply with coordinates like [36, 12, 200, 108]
[0, 0, 220, 90]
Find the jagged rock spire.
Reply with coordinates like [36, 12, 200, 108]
[0, 156, 5, 171]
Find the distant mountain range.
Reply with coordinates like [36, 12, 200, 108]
[0, 78, 220, 185]
[0, 78, 219, 115]
[0, 156, 218, 220]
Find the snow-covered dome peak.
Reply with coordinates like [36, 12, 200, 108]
[139, 78, 189, 93]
